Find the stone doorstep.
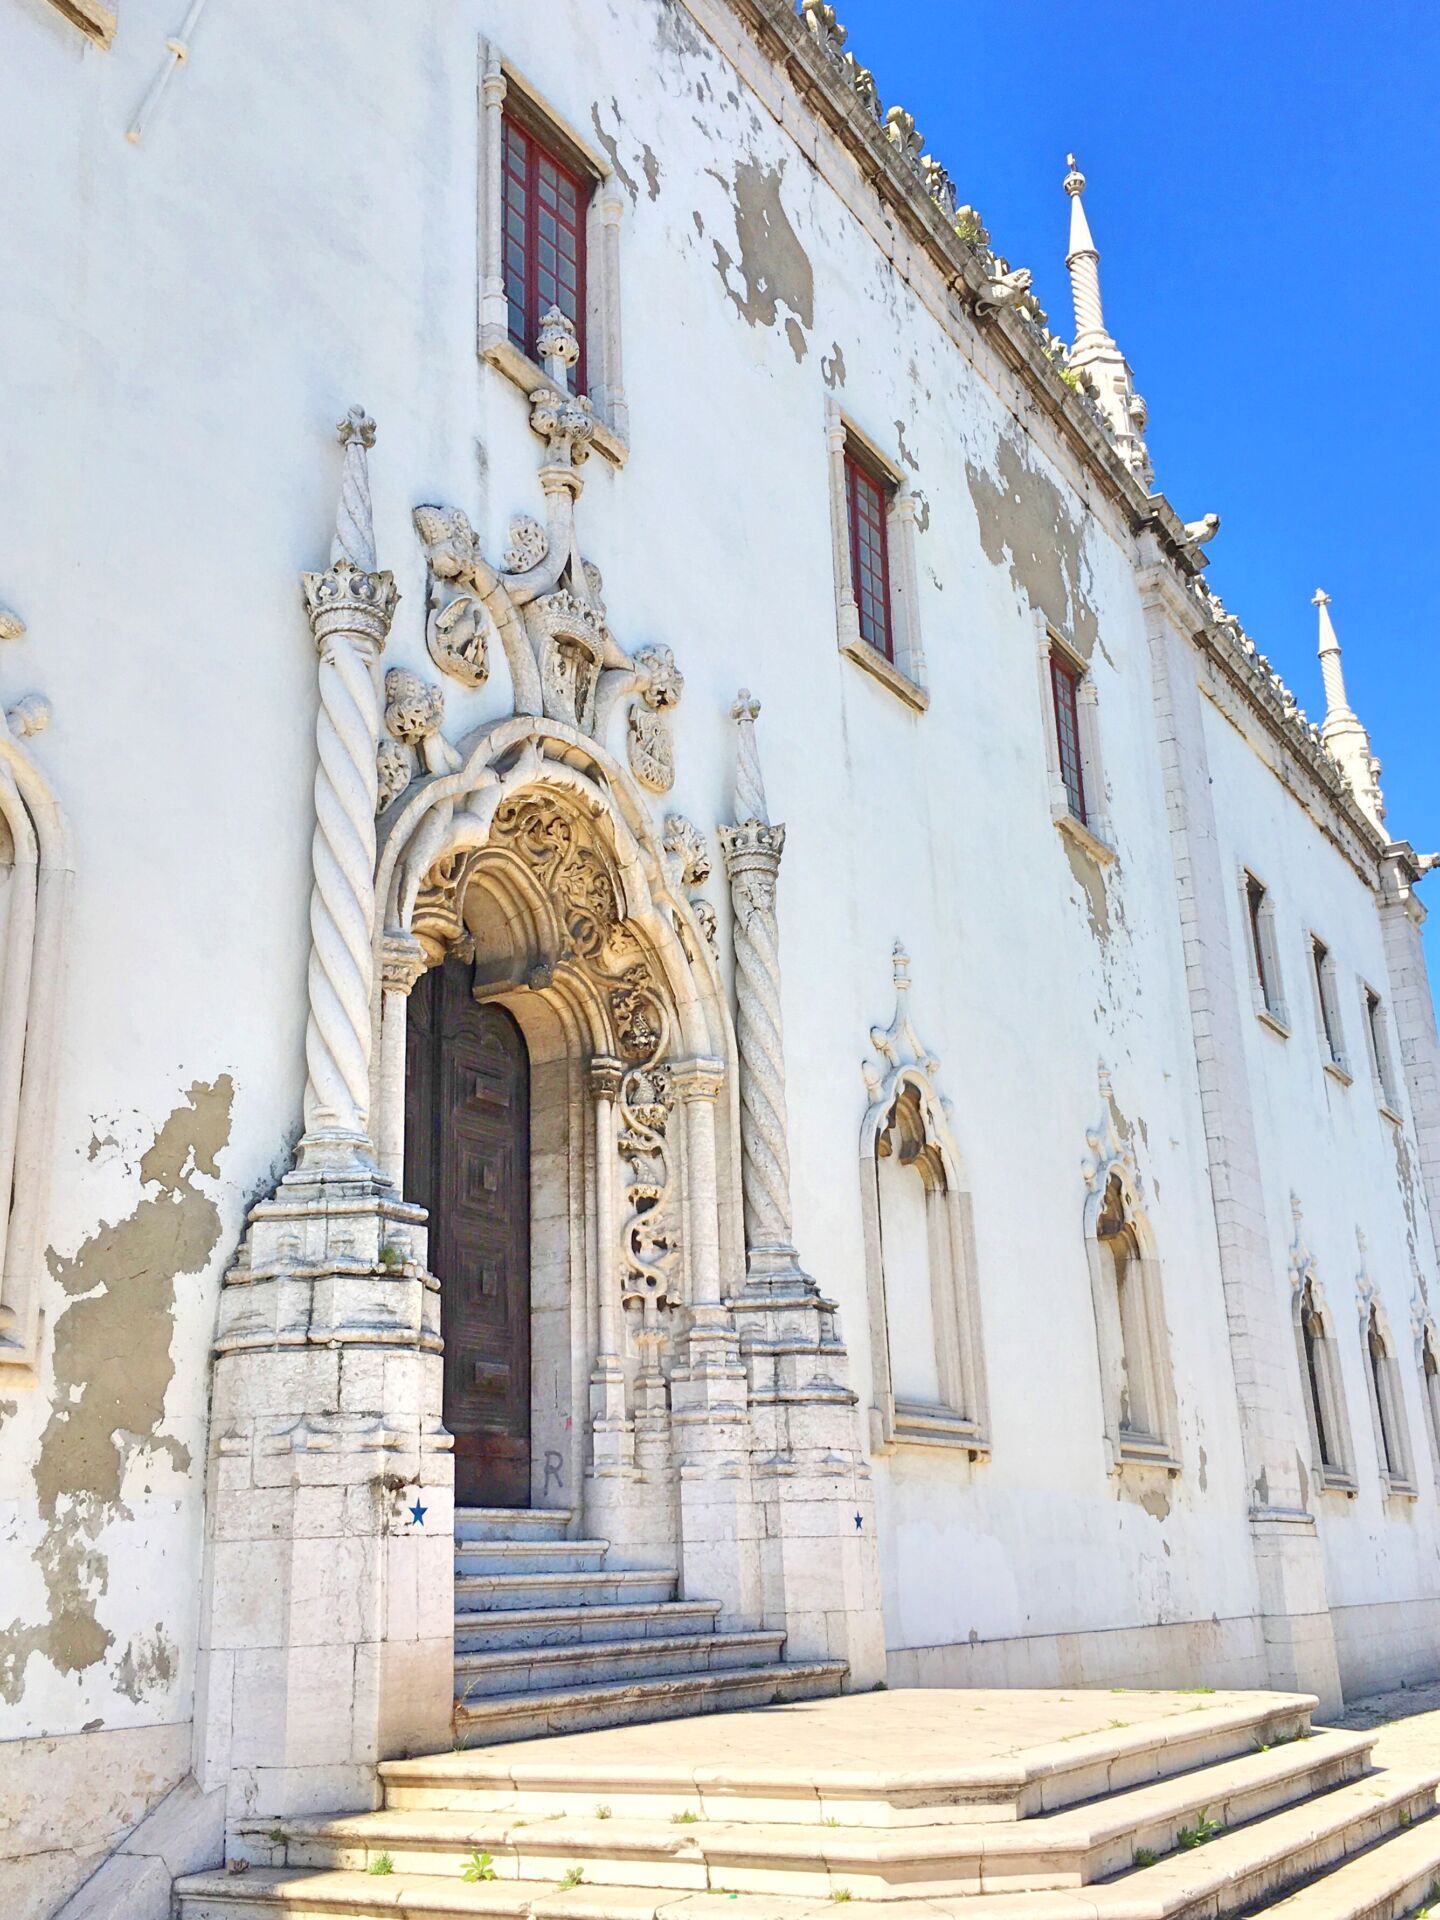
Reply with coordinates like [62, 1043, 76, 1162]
[454, 1631, 790, 1694]
[456, 1544, 614, 1577]
[453, 1604, 723, 1651]
[234, 1731, 1383, 1895]
[455, 1509, 575, 1542]
[452, 1663, 850, 1747]
[455, 1573, 681, 1613]
[381, 1697, 1319, 1826]
[181, 1784, 1440, 1918]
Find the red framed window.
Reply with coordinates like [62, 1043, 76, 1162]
[844, 446, 893, 660]
[501, 111, 588, 392]
[1049, 646, 1087, 823]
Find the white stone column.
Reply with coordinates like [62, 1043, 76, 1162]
[587, 1054, 629, 1441]
[197, 414, 453, 1840]
[1142, 559, 1341, 1711]
[297, 408, 397, 1172]
[1378, 847, 1440, 1259]
[717, 689, 886, 1686]
[377, 931, 428, 1189]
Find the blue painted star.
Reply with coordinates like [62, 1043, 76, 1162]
[409, 1499, 427, 1526]
[854, 1512, 864, 1530]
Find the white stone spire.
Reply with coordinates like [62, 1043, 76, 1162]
[1313, 589, 1385, 828]
[1061, 156, 1153, 488]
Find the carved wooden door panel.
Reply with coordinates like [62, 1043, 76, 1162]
[406, 956, 531, 1507]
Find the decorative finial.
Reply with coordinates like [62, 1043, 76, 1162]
[891, 939, 910, 991]
[331, 405, 377, 573]
[1064, 154, 1086, 197]
[1312, 588, 1331, 608]
[730, 689, 768, 825]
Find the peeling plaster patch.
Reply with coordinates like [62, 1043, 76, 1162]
[0, 1399, 15, 1428]
[591, 101, 640, 206]
[709, 157, 814, 361]
[1137, 1480, 1172, 1521]
[1064, 834, 1111, 943]
[965, 432, 1099, 660]
[894, 420, 920, 473]
[821, 342, 847, 390]
[913, 490, 931, 535]
[114, 1624, 177, 1704]
[691, 210, 704, 239]
[654, 0, 709, 64]
[86, 1131, 118, 1162]
[641, 145, 662, 201]
[0, 1077, 233, 1705]
[1198, 1445, 1208, 1493]
[1296, 1450, 1309, 1508]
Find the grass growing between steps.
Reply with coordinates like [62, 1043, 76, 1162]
[462, 1852, 497, 1883]
[1176, 1809, 1225, 1851]
[368, 1854, 394, 1876]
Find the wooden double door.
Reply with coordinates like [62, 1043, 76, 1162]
[406, 954, 532, 1507]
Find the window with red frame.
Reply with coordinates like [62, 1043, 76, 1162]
[1049, 647, 1087, 823]
[501, 111, 588, 391]
[844, 446, 894, 660]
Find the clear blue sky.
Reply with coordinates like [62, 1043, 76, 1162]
[834, 0, 1440, 955]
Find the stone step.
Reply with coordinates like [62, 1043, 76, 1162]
[1260, 1815, 1440, 1918]
[382, 1692, 1319, 1824]
[455, 1630, 788, 1698]
[176, 1789, 1440, 1920]
[454, 1599, 723, 1654]
[230, 1731, 1379, 1898]
[451, 1660, 848, 1748]
[454, 1506, 574, 1544]
[454, 1568, 679, 1614]
[455, 1539, 612, 1578]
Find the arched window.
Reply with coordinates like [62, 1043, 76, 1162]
[1362, 1304, 1415, 1496]
[1289, 1263, 1355, 1494]
[860, 946, 988, 1456]
[1420, 1324, 1440, 1484]
[1086, 1170, 1177, 1469]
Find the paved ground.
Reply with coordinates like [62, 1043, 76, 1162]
[1328, 1681, 1440, 1773]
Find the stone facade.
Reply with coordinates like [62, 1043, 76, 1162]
[2, 0, 1438, 1912]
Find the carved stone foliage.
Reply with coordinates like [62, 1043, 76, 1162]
[375, 666, 456, 813]
[663, 813, 717, 956]
[412, 312, 685, 785]
[485, 794, 682, 1316]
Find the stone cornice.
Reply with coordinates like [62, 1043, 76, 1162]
[701, 0, 1386, 864]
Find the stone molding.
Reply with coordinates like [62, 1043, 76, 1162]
[0, 630, 72, 1380]
[859, 942, 988, 1456]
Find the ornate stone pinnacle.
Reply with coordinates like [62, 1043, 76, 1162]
[891, 939, 911, 991]
[337, 406, 376, 450]
[331, 404, 378, 573]
[1312, 588, 1332, 608]
[729, 689, 768, 826]
[1064, 154, 1085, 197]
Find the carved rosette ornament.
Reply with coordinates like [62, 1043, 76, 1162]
[719, 690, 810, 1287]
[298, 407, 398, 1168]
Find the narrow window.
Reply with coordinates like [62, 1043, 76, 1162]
[1423, 1329, 1440, 1469]
[1247, 875, 1272, 1010]
[1365, 988, 1399, 1112]
[1301, 1285, 1333, 1468]
[844, 447, 894, 660]
[501, 112, 588, 391]
[1369, 1309, 1398, 1477]
[1310, 936, 1346, 1070]
[1050, 647, 1087, 824]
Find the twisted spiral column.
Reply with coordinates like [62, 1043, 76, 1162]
[297, 410, 398, 1170]
[719, 692, 811, 1289]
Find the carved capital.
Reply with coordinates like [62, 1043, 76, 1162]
[381, 931, 429, 997]
[719, 818, 786, 881]
[670, 1057, 725, 1103]
[589, 1054, 625, 1103]
[302, 560, 399, 657]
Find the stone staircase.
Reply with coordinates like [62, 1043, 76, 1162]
[175, 1688, 1440, 1919]
[450, 1505, 847, 1745]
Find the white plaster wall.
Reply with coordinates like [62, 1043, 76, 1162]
[1201, 695, 1440, 1688]
[0, 0, 1433, 1806]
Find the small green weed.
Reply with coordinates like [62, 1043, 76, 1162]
[1177, 1686, 1215, 1696]
[831, 1891, 853, 1903]
[560, 1867, 585, 1889]
[671, 1810, 700, 1824]
[462, 1851, 497, 1883]
[823, 1817, 841, 1828]
[595, 1805, 612, 1820]
[1133, 1847, 1158, 1869]
[369, 1853, 394, 1876]
[1109, 1719, 1130, 1730]
[265, 1828, 287, 1845]
[1176, 1810, 1223, 1851]
[377, 1244, 404, 1269]
[872, 1680, 888, 1692]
